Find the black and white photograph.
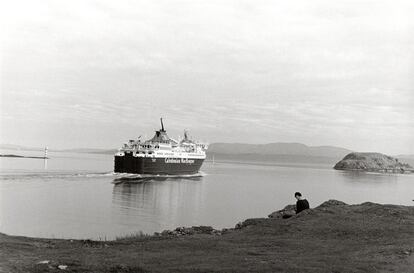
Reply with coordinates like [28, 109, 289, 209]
[1, 0, 413, 272]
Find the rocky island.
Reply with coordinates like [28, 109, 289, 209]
[1, 200, 414, 272]
[334, 152, 414, 173]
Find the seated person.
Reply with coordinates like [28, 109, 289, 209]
[294, 192, 310, 214]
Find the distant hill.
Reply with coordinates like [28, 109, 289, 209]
[206, 143, 353, 165]
[334, 152, 414, 173]
[208, 143, 352, 157]
[0, 144, 116, 155]
[58, 148, 117, 154]
[0, 144, 44, 151]
[396, 154, 414, 167]
[3, 143, 413, 167]
[1, 142, 352, 159]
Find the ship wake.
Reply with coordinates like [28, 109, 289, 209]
[112, 172, 206, 183]
[0, 172, 116, 181]
[0, 171, 206, 183]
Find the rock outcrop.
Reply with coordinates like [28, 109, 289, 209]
[155, 226, 225, 237]
[334, 152, 414, 173]
[268, 204, 296, 219]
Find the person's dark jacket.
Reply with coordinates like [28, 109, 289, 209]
[296, 199, 310, 214]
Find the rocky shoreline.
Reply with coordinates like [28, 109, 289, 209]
[152, 203, 319, 238]
[1, 200, 414, 272]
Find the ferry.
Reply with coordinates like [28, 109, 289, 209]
[114, 119, 208, 175]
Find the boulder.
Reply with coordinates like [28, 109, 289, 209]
[317, 200, 347, 208]
[191, 226, 214, 234]
[159, 226, 219, 237]
[235, 218, 267, 229]
[268, 204, 296, 219]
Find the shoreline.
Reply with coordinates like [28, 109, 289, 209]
[0, 154, 48, 159]
[1, 200, 413, 272]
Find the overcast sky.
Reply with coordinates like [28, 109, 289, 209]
[1, 0, 413, 154]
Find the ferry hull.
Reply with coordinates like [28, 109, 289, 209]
[114, 153, 204, 175]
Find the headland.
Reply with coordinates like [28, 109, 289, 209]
[1, 200, 413, 272]
[0, 154, 48, 159]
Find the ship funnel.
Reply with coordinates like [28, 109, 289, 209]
[160, 118, 165, 132]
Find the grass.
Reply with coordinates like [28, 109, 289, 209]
[1, 200, 414, 272]
[115, 231, 151, 241]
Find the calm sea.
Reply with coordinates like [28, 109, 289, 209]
[1, 150, 413, 240]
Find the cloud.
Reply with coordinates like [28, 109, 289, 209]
[1, 0, 413, 153]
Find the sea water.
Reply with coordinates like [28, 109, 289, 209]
[0, 150, 413, 240]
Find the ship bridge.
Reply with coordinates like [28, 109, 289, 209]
[147, 118, 178, 145]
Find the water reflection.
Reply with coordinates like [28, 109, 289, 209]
[43, 158, 48, 170]
[111, 177, 206, 233]
[336, 170, 401, 184]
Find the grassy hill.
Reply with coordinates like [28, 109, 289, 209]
[1, 200, 413, 272]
